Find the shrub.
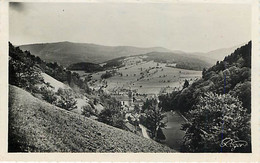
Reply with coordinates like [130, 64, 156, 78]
[183, 79, 189, 89]
[156, 127, 166, 142]
[9, 58, 43, 92]
[101, 71, 113, 79]
[230, 81, 251, 113]
[55, 88, 77, 111]
[82, 104, 97, 117]
[93, 98, 98, 105]
[98, 99, 125, 129]
[182, 92, 251, 152]
[40, 86, 57, 104]
[141, 98, 166, 139]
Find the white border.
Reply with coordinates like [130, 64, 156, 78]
[0, 0, 259, 161]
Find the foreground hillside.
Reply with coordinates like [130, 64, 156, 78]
[9, 85, 175, 152]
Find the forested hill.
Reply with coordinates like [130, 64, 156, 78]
[19, 41, 170, 67]
[9, 42, 91, 94]
[9, 42, 126, 130]
[159, 41, 251, 114]
[158, 41, 251, 153]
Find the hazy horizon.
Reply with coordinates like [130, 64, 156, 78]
[16, 40, 249, 54]
[10, 2, 251, 53]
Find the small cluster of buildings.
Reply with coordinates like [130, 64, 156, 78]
[111, 92, 159, 111]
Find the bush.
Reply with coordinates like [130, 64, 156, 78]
[40, 86, 57, 104]
[230, 81, 251, 113]
[82, 104, 97, 117]
[141, 98, 166, 139]
[183, 79, 189, 89]
[182, 92, 251, 152]
[98, 99, 125, 129]
[55, 88, 77, 111]
[9, 58, 43, 92]
[31, 85, 42, 94]
[156, 127, 166, 142]
[101, 71, 113, 79]
[93, 98, 98, 105]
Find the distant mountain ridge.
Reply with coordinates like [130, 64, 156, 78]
[19, 41, 246, 70]
[201, 43, 246, 61]
[19, 41, 170, 67]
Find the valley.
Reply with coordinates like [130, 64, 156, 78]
[71, 56, 201, 151]
[8, 41, 251, 153]
[8, 1, 252, 154]
[73, 56, 202, 110]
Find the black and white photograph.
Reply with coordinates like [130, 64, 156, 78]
[4, 0, 255, 156]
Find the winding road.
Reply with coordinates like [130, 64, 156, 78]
[139, 124, 151, 139]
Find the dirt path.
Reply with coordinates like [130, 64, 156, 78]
[139, 124, 151, 139]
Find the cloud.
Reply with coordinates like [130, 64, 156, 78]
[9, 3, 251, 52]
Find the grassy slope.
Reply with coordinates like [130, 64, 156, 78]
[41, 73, 70, 91]
[8, 85, 175, 152]
[89, 58, 201, 94]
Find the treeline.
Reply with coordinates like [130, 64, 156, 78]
[67, 62, 103, 72]
[141, 52, 212, 71]
[158, 41, 251, 152]
[102, 58, 124, 69]
[159, 41, 251, 114]
[67, 57, 124, 72]
[9, 42, 91, 94]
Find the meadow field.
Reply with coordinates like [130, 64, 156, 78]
[74, 56, 202, 95]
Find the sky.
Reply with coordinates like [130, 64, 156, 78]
[9, 2, 251, 53]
